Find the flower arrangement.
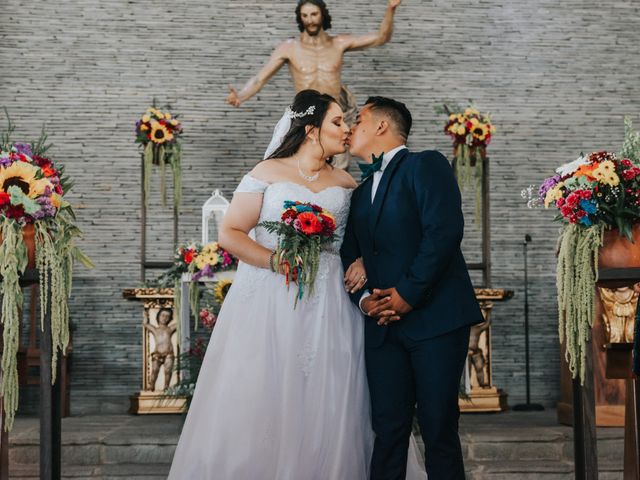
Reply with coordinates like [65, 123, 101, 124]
[165, 279, 232, 402]
[156, 241, 237, 329]
[135, 102, 183, 209]
[259, 200, 337, 307]
[0, 114, 93, 430]
[437, 103, 495, 223]
[526, 117, 640, 384]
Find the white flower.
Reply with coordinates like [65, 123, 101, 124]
[555, 155, 589, 177]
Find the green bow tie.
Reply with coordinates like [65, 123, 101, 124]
[358, 152, 384, 181]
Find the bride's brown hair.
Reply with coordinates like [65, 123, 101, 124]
[265, 89, 337, 164]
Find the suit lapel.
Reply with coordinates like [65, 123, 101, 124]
[368, 149, 409, 236]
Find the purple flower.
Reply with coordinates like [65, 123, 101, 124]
[0, 154, 12, 168]
[33, 196, 56, 219]
[193, 263, 213, 281]
[538, 175, 561, 202]
[13, 143, 33, 156]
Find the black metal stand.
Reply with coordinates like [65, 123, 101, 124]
[38, 268, 61, 480]
[140, 156, 179, 282]
[514, 234, 544, 412]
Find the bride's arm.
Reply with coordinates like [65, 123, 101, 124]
[218, 192, 274, 270]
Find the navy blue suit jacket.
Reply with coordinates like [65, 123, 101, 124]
[341, 149, 484, 347]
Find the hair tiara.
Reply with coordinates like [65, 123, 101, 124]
[285, 105, 316, 119]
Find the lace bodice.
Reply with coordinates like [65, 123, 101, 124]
[235, 174, 353, 254]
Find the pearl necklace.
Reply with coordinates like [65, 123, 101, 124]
[297, 157, 320, 182]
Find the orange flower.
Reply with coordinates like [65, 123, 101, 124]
[574, 163, 597, 180]
[297, 212, 322, 235]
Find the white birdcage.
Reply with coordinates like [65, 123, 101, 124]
[201, 189, 229, 245]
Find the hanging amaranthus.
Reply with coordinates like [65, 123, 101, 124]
[556, 223, 603, 384]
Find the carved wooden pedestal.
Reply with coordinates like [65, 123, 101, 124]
[604, 342, 640, 480]
[123, 288, 187, 414]
[459, 288, 513, 413]
[558, 285, 636, 427]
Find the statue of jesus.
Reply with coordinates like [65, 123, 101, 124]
[227, 0, 402, 169]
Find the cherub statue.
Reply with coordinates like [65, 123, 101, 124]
[144, 308, 177, 391]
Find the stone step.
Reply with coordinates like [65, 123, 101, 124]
[466, 459, 623, 480]
[6, 411, 626, 478]
[9, 463, 171, 479]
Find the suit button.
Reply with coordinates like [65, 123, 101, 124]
[373, 250, 379, 255]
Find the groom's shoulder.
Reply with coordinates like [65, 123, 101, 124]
[405, 149, 452, 170]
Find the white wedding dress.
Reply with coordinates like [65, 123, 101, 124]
[168, 175, 427, 479]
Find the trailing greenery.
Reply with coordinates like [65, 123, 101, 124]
[0, 220, 26, 430]
[556, 223, 603, 384]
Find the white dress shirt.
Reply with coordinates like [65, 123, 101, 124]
[370, 144, 408, 202]
[359, 145, 407, 313]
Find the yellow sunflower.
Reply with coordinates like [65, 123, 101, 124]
[456, 125, 467, 136]
[464, 107, 480, 117]
[213, 279, 233, 305]
[150, 122, 171, 144]
[142, 114, 150, 123]
[471, 124, 489, 141]
[0, 161, 53, 198]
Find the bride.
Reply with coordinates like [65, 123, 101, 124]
[168, 89, 426, 479]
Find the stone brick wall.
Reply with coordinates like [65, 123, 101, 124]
[1, 0, 639, 412]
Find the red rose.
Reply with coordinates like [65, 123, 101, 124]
[5, 205, 25, 219]
[184, 250, 195, 264]
[281, 209, 297, 222]
[319, 214, 336, 235]
[311, 204, 322, 212]
[0, 192, 10, 206]
[297, 212, 322, 235]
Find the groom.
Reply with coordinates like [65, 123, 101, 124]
[341, 97, 484, 479]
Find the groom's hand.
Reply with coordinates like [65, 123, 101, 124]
[375, 288, 413, 317]
[362, 291, 399, 323]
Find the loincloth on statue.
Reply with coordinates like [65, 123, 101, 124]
[333, 85, 357, 170]
[151, 352, 175, 364]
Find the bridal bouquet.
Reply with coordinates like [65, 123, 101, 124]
[259, 200, 337, 307]
[135, 102, 183, 209]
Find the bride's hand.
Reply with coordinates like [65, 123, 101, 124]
[344, 257, 367, 293]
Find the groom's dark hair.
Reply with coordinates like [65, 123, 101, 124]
[365, 96, 412, 141]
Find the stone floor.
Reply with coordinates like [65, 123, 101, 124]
[5, 409, 624, 479]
